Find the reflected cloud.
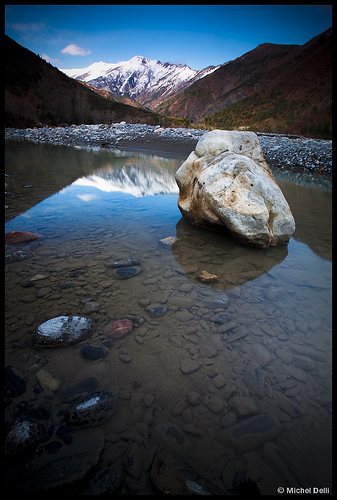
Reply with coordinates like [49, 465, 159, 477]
[171, 218, 288, 290]
[76, 193, 100, 202]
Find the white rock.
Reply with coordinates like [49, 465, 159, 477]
[175, 130, 295, 248]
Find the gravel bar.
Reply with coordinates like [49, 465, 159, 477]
[5, 123, 332, 179]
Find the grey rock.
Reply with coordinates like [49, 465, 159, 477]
[21, 429, 105, 491]
[150, 449, 226, 495]
[222, 414, 282, 453]
[80, 345, 107, 360]
[31, 315, 94, 348]
[65, 388, 117, 428]
[83, 468, 124, 495]
[57, 377, 98, 403]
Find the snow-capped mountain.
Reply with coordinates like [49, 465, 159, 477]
[62, 55, 220, 110]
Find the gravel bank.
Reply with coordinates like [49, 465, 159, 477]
[5, 123, 332, 178]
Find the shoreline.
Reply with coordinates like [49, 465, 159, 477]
[5, 124, 332, 179]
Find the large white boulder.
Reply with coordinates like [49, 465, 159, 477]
[175, 130, 295, 248]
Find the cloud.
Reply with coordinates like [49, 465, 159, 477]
[61, 44, 91, 56]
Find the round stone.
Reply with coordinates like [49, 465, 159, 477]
[113, 266, 141, 279]
[65, 388, 117, 428]
[81, 345, 108, 360]
[30, 315, 94, 348]
[104, 319, 133, 339]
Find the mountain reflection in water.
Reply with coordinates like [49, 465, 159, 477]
[73, 164, 178, 197]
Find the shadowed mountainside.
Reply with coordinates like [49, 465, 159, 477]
[5, 35, 186, 129]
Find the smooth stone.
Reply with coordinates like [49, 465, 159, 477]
[21, 429, 105, 491]
[5, 250, 29, 262]
[104, 319, 133, 339]
[284, 365, 308, 382]
[30, 316, 94, 348]
[206, 296, 229, 309]
[180, 359, 203, 374]
[290, 344, 328, 362]
[198, 270, 218, 282]
[146, 304, 167, 317]
[222, 414, 282, 453]
[159, 236, 178, 247]
[171, 400, 187, 417]
[211, 374, 227, 389]
[213, 312, 229, 324]
[83, 301, 100, 313]
[5, 230, 41, 245]
[150, 421, 191, 454]
[60, 282, 76, 288]
[292, 354, 315, 371]
[207, 396, 224, 413]
[58, 377, 98, 403]
[112, 266, 141, 279]
[200, 345, 218, 358]
[107, 256, 140, 268]
[83, 468, 124, 495]
[35, 369, 61, 392]
[229, 396, 257, 417]
[81, 345, 108, 360]
[186, 391, 202, 406]
[243, 362, 265, 397]
[150, 449, 226, 495]
[65, 388, 117, 429]
[221, 412, 237, 428]
[218, 321, 237, 333]
[249, 343, 272, 367]
[6, 420, 40, 459]
[175, 130, 295, 247]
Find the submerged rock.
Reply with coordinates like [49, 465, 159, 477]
[30, 315, 94, 348]
[175, 130, 295, 248]
[112, 266, 141, 279]
[6, 420, 40, 459]
[104, 319, 133, 338]
[150, 449, 226, 495]
[21, 429, 105, 491]
[65, 388, 117, 428]
[5, 230, 41, 245]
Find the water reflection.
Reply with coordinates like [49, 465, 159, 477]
[172, 218, 288, 290]
[73, 163, 178, 197]
[5, 141, 332, 494]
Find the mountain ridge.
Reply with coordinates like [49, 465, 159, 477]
[62, 56, 220, 110]
[5, 35, 186, 129]
[156, 27, 332, 138]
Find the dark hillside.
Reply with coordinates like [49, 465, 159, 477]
[5, 35, 180, 128]
[156, 28, 332, 138]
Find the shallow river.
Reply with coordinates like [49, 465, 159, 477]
[5, 141, 332, 494]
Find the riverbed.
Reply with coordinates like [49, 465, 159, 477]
[5, 140, 332, 494]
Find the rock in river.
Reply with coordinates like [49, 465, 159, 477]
[30, 315, 94, 348]
[5, 230, 41, 245]
[175, 130, 295, 248]
[104, 319, 133, 339]
[65, 388, 117, 428]
[150, 449, 226, 495]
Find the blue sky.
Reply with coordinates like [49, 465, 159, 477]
[5, 4, 332, 70]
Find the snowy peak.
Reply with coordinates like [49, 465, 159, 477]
[62, 56, 220, 110]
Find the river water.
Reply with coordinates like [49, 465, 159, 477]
[5, 141, 332, 494]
